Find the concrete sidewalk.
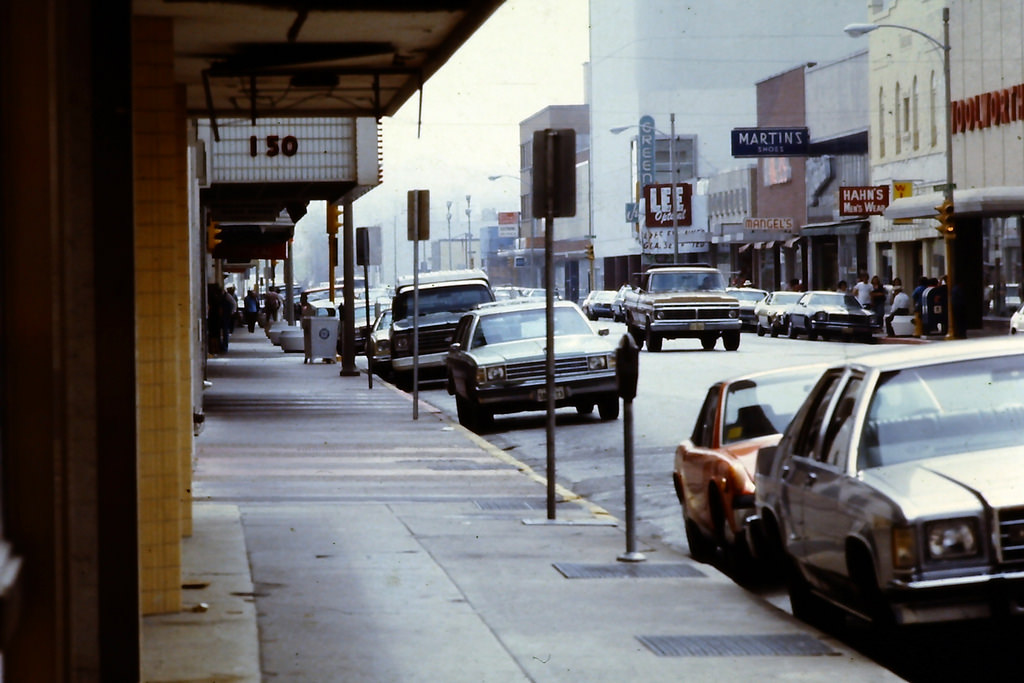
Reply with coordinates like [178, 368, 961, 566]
[142, 328, 901, 682]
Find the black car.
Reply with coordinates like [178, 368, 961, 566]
[786, 291, 877, 343]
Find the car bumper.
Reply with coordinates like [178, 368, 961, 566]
[472, 374, 618, 414]
[650, 320, 741, 335]
[810, 321, 876, 336]
[392, 351, 446, 373]
[888, 569, 1024, 624]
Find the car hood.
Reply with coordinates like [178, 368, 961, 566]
[644, 293, 737, 304]
[465, 335, 614, 363]
[860, 446, 1024, 517]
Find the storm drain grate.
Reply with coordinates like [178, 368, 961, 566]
[552, 562, 705, 579]
[637, 634, 836, 657]
[474, 498, 547, 511]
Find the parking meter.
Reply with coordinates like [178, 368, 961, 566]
[616, 334, 639, 401]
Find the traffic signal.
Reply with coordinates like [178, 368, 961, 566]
[934, 199, 955, 234]
[206, 221, 222, 252]
[326, 202, 342, 235]
[585, 244, 595, 261]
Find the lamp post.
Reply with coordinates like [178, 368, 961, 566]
[612, 116, 681, 265]
[845, 7, 957, 339]
[446, 200, 453, 269]
[465, 194, 473, 269]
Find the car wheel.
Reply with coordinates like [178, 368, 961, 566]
[597, 396, 620, 420]
[806, 325, 817, 341]
[455, 395, 492, 433]
[722, 330, 740, 351]
[786, 559, 838, 630]
[848, 545, 895, 628]
[770, 319, 780, 338]
[645, 322, 662, 352]
[629, 325, 645, 348]
[393, 371, 413, 392]
[700, 334, 717, 351]
[787, 320, 799, 339]
[575, 402, 595, 416]
[683, 505, 716, 562]
[756, 322, 766, 337]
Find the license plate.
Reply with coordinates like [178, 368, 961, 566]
[537, 387, 565, 401]
[690, 322, 705, 330]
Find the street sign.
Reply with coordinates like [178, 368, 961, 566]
[839, 186, 890, 216]
[643, 183, 692, 228]
[731, 127, 809, 157]
[625, 202, 639, 222]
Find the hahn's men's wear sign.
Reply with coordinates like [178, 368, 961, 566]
[643, 183, 692, 228]
[839, 186, 890, 216]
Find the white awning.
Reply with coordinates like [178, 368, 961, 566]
[884, 186, 1024, 220]
[783, 236, 801, 248]
[738, 243, 753, 252]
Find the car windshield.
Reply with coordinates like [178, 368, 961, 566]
[859, 354, 1024, 468]
[722, 369, 822, 444]
[648, 271, 725, 293]
[730, 290, 766, 302]
[771, 292, 803, 305]
[392, 284, 493, 319]
[807, 292, 860, 308]
[473, 307, 593, 346]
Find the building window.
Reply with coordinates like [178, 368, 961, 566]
[912, 76, 920, 150]
[878, 86, 886, 157]
[930, 71, 938, 147]
[894, 82, 902, 155]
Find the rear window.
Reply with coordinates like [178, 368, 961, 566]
[648, 271, 725, 293]
[393, 284, 493, 320]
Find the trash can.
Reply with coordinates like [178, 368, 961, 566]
[307, 315, 339, 363]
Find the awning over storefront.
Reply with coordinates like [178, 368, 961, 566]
[800, 219, 868, 237]
[885, 186, 1024, 220]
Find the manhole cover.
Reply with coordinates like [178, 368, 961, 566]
[637, 634, 836, 657]
[552, 563, 705, 579]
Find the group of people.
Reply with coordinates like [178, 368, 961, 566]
[841, 272, 939, 337]
[206, 284, 284, 354]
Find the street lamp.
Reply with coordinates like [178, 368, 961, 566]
[845, 7, 957, 339]
[612, 114, 682, 265]
[465, 194, 473, 269]
[446, 200, 453, 270]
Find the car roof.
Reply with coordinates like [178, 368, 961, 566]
[472, 299, 580, 316]
[836, 337, 1024, 373]
[396, 269, 489, 291]
[718, 361, 829, 387]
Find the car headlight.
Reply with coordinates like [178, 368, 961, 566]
[813, 311, 827, 322]
[654, 310, 664, 320]
[926, 519, 980, 560]
[393, 335, 410, 352]
[475, 365, 506, 384]
[377, 339, 390, 354]
[728, 309, 739, 318]
[588, 354, 615, 371]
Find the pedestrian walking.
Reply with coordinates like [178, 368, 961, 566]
[243, 289, 260, 333]
[264, 286, 282, 324]
[852, 272, 872, 307]
[207, 284, 225, 354]
[221, 287, 237, 350]
[869, 275, 887, 327]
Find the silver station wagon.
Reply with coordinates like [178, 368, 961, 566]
[752, 338, 1024, 627]
[446, 300, 619, 432]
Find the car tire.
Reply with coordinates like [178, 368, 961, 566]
[683, 505, 716, 562]
[700, 335, 717, 351]
[806, 325, 818, 341]
[597, 396, 620, 420]
[455, 395, 492, 433]
[756, 322, 766, 337]
[722, 330, 740, 351]
[576, 402, 595, 416]
[786, 559, 838, 630]
[787, 320, 799, 339]
[645, 322, 662, 352]
[770, 320, 780, 338]
[629, 325, 645, 349]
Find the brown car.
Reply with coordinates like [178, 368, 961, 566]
[673, 364, 824, 573]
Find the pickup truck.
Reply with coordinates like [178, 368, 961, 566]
[622, 266, 742, 351]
